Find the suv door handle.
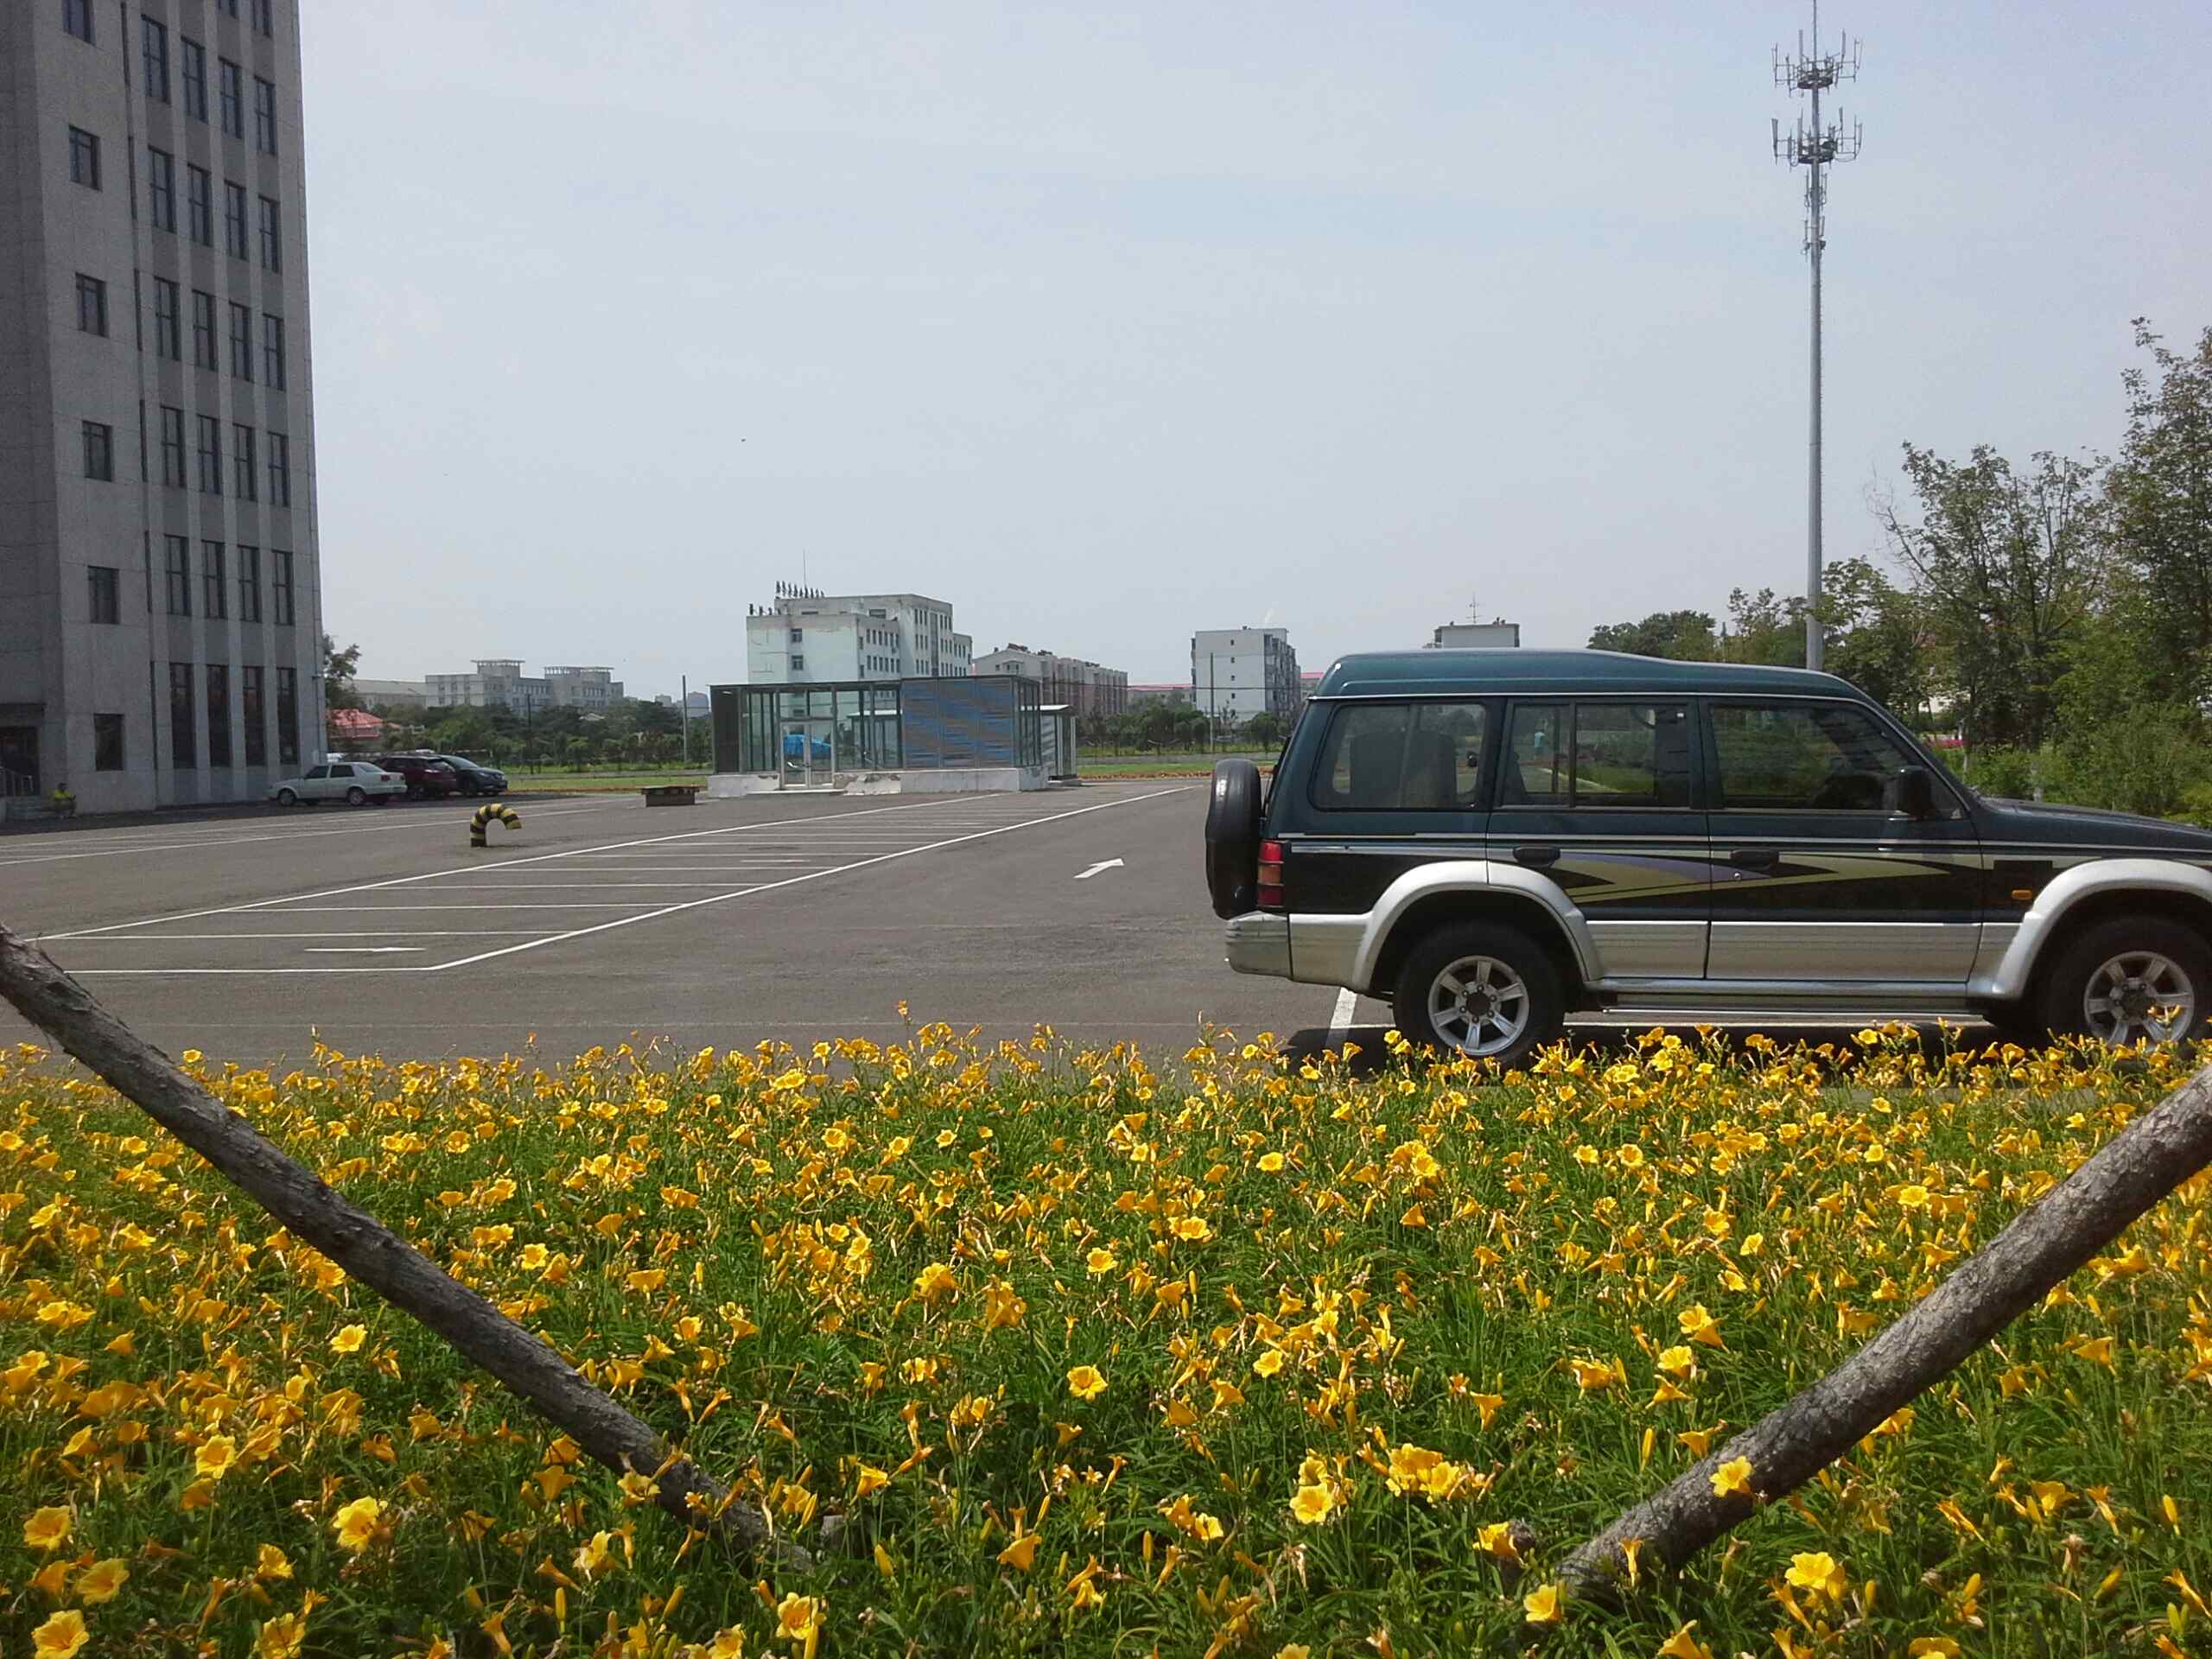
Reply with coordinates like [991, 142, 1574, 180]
[1513, 845, 1560, 868]
[1729, 849, 1779, 871]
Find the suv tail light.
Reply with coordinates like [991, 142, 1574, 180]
[1257, 840, 1285, 910]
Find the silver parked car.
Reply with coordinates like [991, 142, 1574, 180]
[267, 760, 405, 807]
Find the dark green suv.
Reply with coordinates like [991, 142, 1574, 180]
[1206, 650, 2212, 1067]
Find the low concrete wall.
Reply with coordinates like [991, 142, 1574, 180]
[706, 766, 1045, 798]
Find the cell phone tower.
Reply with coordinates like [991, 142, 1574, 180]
[1772, 1, 1861, 672]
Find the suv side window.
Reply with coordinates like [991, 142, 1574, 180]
[1309, 701, 1488, 811]
[1500, 702, 1691, 808]
[1710, 701, 1916, 812]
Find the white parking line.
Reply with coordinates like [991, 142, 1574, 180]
[0, 800, 626, 868]
[49, 787, 1194, 976]
[34, 795, 986, 942]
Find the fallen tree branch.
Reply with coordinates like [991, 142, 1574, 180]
[0, 922, 802, 1571]
[1561, 1055, 2212, 1602]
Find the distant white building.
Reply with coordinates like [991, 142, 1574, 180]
[425, 659, 623, 714]
[975, 643, 1129, 716]
[1191, 627, 1301, 723]
[744, 587, 973, 684]
[1427, 621, 1522, 649]
[353, 678, 429, 709]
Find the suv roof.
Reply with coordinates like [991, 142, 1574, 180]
[1309, 649, 1861, 700]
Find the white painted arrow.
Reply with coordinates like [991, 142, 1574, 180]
[303, 946, 427, 954]
[1074, 858, 1125, 880]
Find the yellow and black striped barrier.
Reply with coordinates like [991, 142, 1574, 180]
[469, 803, 521, 848]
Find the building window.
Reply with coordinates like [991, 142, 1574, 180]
[164, 536, 191, 614]
[88, 565, 120, 625]
[224, 181, 248, 257]
[142, 16, 169, 100]
[252, 77, 276, 154]
[228, 301, 253, 380]
[187, 164, 213, 244]
[152, 277, 180, 359]
[81, 420, 114, 480]
[169, 663, 196, 768]
[206, 664, 232, 767]
[219, 60, 243, 137]
[219, 0, 238, 14]
[272, 550, 294, 625]
[93, 714, 124, 772]
[789, 627, 804, 642]
[241, 666, 265, 766]
[159, 406, 186, 486]
[195, 414, 222, 494]
[232, 425, 257, 499]
[192, 289, 218, 369]
[791, 654, 805, 670]
[257, 195, 281, 271]
[275, 666, 298, 764]
[238, 545, 262, 620]
[181, 36, 207, 119]
[74, 273, 107, 336]
[265, 434, 289, 505]
[68, 126, 99, 189]
[251, 0, 273, 35]
[63, 0, 94, 43]
[262, 314, 285, 388]
[148, 146, 175, 232]
[202, 542, 227, 617]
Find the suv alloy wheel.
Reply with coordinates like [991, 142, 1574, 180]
[1391, 923, 1564, 1071]
[2036, 916, 2209, 1047]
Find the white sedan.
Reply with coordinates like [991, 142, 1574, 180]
[267, 760, 405, 807]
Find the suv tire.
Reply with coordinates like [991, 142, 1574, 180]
[1390, 923, 1564, 1071]
[2035, 914, 2209, 1048]
[1205, 759, 1264, 919]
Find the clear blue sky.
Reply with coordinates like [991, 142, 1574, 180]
[302, 1, 2212, 694]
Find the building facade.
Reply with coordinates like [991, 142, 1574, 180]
[1427, 621, 1522, 648]
[744, 587, 974, 685]
[2, 0, 325, 810]
[423, 659, 623, 714]
[1190, 627, 1301, 723]
[974, 642, 1128, 717]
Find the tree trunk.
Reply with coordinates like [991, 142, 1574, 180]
[1561, 1058, 2212, 1602]
[0, 923, 801, 1569]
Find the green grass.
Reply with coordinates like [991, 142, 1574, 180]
[504, 768, 709, 793]
[1, 1031, 2208, 1656]
[1078, 749, 1273, 777]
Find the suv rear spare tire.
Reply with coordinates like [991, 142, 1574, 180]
[1205, 759, 1263, 919]
[2035, 914, 2209, 1048]
[1391, 922, 1564, 1071]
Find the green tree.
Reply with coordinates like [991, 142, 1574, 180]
[1819, 558, 1929, 717]
[323, 638, 362, 712]
[1586, 610, 1719, 660]
[2106, 321, 2212, 707]
[1717, 588, 1805, 666]
[1878, 444, 2104, 751]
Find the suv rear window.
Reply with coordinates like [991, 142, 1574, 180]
[1500, 702, 1692, 809]
[1309, 701, 1487, 810]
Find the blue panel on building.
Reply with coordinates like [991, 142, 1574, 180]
[900, 677, 1024, 767]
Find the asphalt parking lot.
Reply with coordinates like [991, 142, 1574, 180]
[1, 785, 1976, 1069]
[0, 784, 1370, 1065]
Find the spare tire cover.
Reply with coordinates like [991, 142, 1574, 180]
[1205, 759, 1263, 918]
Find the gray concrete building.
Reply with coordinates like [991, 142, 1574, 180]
[1190, 626, 1301, 723]
[423, 659, 624, 715]
[1427, 621, 1522, 648]
[3, 0, 325, 812]
[744, 586, 974, 684]
[975, 642, 1129, 717]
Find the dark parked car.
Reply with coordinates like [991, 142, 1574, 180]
[424, 753, 506, 796]
[373, 753, 460, 800]
[1207, 649, 2212, 1068]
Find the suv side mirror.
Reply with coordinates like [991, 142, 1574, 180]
[1886, 766, 1937, 819]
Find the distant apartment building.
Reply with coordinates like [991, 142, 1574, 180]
[352, 678, 429, 709]
[744, 586, 974, 684]
[425, 659, 623, 714]
[2, 0, 325, 811]
[1191, 627, 1301, 723]
[1427, 621, 1522, 648]
[1129, 683, 1193, 708]
[975, 643, 1128, 717]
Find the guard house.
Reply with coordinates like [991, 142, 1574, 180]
[709, 677, 1046, 794]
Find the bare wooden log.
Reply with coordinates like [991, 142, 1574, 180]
[0, 923, 801, 1569]
[1561, 1057, 2212, 1602]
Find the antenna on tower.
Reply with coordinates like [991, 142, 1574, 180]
[1771, 0, 1863, 673]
